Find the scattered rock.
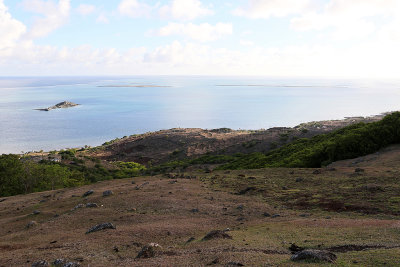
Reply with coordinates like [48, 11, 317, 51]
[53, 259, 80, 267]
[236, 204, 244, 210]
[82, 190, 94, 197]
[31, 260, 49, 267]
[166, 173, 176, 179]
[237, 187, 256, 195]
[0, 198, 6, 202]
[26, 221, 37, 228]
[131, 180, 136, 184]
[169, 180, 178, 184]
[135, 182, 149, 190]
[33, 210, 41, 215]
[295, 177, 304, 182]
[202, 230, 232, 241]
[291, 249, 337, 263]
[86, 203, 98, 208]
[53, 259, 65, 266]
[299, 213, 311, 217]
[186, 237, 196, 243]
[289, 243, 304, 253]
[113, 246, 119, 252]
[208, 258, 220, 265]
[136, 243, 161, 259]
[263, 212, 271, 217]
[190, 208, 199, 213]
[248, 176, 256, 180]
[72, 204, 85, 211]
[282, 186, 288, 190]
[327, 167, 336, 171]
[271, 214, 281, 218]
[238, 174, 245, 178]
[312, 169, 322, 174]
[86, 222, 116, 234]
[102, 190, 113, 197]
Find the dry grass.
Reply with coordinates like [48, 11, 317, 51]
[1, 169, 400, 266]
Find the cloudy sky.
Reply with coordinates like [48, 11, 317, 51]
[1, 0, 399, 77]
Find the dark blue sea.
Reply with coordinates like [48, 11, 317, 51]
[1, 76, 399, 153]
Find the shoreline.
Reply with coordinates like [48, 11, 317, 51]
[6, 111, 394, 158]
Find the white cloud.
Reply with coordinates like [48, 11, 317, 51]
[159, 0, 213, 21]
[157, 22, 232, 42]
[1, 37, 400, 78]
[117, 0, 152, 18]
[77, 4, 95, 15]
[0, 0, 27, 50]
[291, 0, 400, 40]
[1, 1, 400, 78]
[240, 39, 254, 46]
[233, 0, 312, 19]
[21, 0, 71, 38]
[96, 14, 109, 24]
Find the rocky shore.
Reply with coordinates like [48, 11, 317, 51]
[35, 101, 79, 111]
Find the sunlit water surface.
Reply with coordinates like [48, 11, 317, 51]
[1, 76, 399, 153]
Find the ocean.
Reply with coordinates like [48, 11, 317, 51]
[1, 76, 399, 154]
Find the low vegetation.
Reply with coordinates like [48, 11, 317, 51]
[0, 154, 145, 197]
[155, 112, 400, 171]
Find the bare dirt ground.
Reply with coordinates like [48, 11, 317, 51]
[1, 166, 400, 266]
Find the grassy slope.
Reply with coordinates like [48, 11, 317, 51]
[1, 169, 399, 266]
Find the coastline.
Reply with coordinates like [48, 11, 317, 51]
[13, 111, 394, 161]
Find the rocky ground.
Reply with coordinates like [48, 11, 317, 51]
[1, 158, 400, 266]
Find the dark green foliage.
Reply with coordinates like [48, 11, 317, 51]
[210, 128, 232, 133]
[152, 112, 400, 171]
[102, 137, 121, 146]
[59, 149, 76, 160]
[113, 161, 145, 179]
[242, 140, 261, 148]
[0, 154, 84, 197]
[220, 112, 400, 169]
[0, 155, 146, 197]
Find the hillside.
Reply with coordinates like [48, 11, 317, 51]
[1, 167, 400, 266]
[2, 112, 400, 266]
[87, 114, 387, 165]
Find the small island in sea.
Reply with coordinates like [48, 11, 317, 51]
[35, 101, 79, 111]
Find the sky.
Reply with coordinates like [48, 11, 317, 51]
[0, 0, 400, 78]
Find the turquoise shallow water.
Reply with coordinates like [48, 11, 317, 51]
[1, 76, 399, 153]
